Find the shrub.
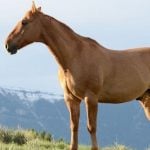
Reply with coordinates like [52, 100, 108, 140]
[23, 129, 38, 141]
[57, 138, 65, 142]
[57, 141, 66, 149]
[0, 129, 12, 144]
[39, 131, 52, 141]
[39, 131, 46, 139]
[44, 133, 52, 141]
[13, 132, 27, 145]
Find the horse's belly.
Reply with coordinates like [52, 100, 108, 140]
[99, 62, 150, 103]
[99, 93, 141, 103]
[99, 80, 148, 103]
[99, 90, 145, 103]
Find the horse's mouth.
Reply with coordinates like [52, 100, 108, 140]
[9, 49, 18, 55]
[5, 43, 18, 55]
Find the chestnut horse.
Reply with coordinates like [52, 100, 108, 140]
[5, 2, 150, 150]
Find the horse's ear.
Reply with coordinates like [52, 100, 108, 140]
[32, 1, 37, 13]
[37, 7, 42, 12]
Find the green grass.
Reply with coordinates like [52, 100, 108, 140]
[0, 142, 134, 150]
[0, 142, 133, 150]
[0, 127, 148, 150]
[79, 144, 133, 150]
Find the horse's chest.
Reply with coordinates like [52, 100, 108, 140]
[65, 72, 101, 100]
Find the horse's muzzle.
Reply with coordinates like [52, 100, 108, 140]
[5, 43, 18, 55]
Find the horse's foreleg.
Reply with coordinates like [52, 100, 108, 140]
[85, 92, 99, 150]
[65, 94, 81, 150]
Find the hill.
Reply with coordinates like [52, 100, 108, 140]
[0, 127, 136, 150]
[0, 87, 149, 149]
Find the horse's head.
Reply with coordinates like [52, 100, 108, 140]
[5, 2, 42, 54]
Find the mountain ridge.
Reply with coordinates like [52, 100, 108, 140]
[0, 87, 149, 149]
[0, 87, 63, 103]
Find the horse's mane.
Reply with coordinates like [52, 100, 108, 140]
[44, 14, 104, 48]
[44, 15, 74, 33]
[59, 21, 100, 46]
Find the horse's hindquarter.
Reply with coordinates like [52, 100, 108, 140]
[100, 49, 150, 103]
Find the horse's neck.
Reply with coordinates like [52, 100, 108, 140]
[41, 16, 80, 71]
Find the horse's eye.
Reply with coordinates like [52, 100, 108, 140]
[22, 20, 28, 26]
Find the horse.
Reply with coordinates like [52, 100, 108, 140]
[5, 2, 150, 150]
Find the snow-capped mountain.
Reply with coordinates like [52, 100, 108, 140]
[0, 87, 62, 102]
[0, 87, 149, 149]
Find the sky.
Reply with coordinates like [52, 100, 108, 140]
[1, 0, 150, 94]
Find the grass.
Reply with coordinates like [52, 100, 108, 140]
[0, 142, 134, 150]
[0, 127, 148, 150]
[0, 142, 133, 150]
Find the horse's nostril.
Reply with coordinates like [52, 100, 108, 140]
[5, 44, 9, 50]
[5, 43, 18, 55]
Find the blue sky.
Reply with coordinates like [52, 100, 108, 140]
[1, 0, 150, 94]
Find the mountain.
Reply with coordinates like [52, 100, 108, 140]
[0, 87, 149, 149]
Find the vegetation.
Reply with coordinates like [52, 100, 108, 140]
[0, 127, 68, 150]
[0, 127, 148, 150]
